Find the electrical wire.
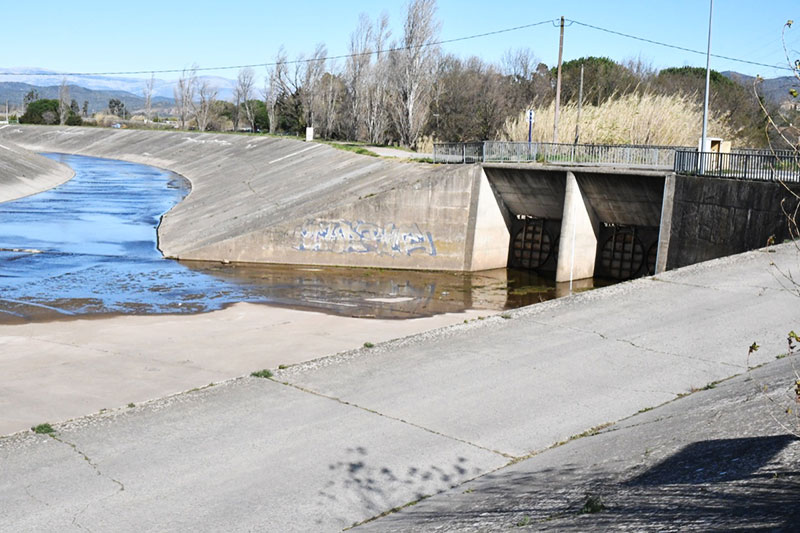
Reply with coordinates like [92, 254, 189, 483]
[0, 20, 555, 77]
[568, 18, 794, 73]
[1, 17, 794, 78]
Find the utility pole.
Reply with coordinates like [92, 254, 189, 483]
[574, 64, 584, 144]
[700, 0, 713, 173]
[553, 16, 565, 143]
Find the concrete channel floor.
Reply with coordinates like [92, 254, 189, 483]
[1, 243, 798, 532]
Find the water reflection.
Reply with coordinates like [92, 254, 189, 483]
[0, 153, 607, 323]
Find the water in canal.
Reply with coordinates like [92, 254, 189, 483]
[0, 153, 601, 323]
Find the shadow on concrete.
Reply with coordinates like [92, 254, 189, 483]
[355, 436, 800, 532]
[314, 446, 483, 529]
[626, 435, 798, 485]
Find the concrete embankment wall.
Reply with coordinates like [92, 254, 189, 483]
[0, 138, 74, 203]
[0, 125, 508, 271]
[666, 174, 800, 269]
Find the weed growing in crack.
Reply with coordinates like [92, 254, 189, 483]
[363, 342, 375, 348]
[31, 423, 55, 435]
[251, 369, 273, 378]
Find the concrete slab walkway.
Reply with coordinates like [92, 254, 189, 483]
[1, 243, 798, 532]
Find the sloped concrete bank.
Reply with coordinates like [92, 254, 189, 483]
[0, 135, 74, 203]
[0, 126, 508, 271]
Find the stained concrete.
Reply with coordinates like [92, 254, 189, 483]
[667, 174, 800, 269]
[0, 135, 74, 203]
[1, 243, 795, 531]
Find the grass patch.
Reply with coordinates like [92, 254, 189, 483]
[579, 495, 605, 514]
[501, 313, 512, 319]
[325, 142, 379, 157]
[31, 423, 55, 435]
[363, 342, 375, 348]
[127, 402, 135, 408]
[516, 515, 532, 527]
[278, 364, 288, 370]
[251, 369, 273, 379]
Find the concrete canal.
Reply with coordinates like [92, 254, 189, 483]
[0, 154, 609, 322]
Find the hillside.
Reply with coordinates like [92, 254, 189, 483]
[0, 82, 173, 114]
[723, 71, 799, 107]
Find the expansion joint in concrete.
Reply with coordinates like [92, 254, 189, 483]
[272, 379, 516, 460]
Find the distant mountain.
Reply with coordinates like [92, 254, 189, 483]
[723, 71, 799, 107]
[0, 82, 174, 114]
[0, 68, 237, 103]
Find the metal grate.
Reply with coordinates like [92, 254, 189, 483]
[511, 216, 552, 269]
[599, 226, 644, 280]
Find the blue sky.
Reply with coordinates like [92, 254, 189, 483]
[4, 0, 799, 79]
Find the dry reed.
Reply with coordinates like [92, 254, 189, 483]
[502, 92, 737, 146]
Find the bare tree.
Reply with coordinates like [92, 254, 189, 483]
[236, 67, 256, 132]
[388, 0, 441, 148]
[58, 78, 70, 125]
[302, 44, 328, 131]
[143, 74, 155, 124]
[364, 13, 392, 144]
[193, 80, 218, 132]
[263, 48, 287, 134]
[174, 66, 197, 129]
[344, 13, 374, 139]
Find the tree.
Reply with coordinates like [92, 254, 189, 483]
[263, 49, 286, 134]
[556, 56, 639, 107]
[19, 99, 59, 124]
[301, 44, 328, 132]
[58, 79, 70, 125]
[193, 80, 218, 132]
[69, 99, 79, 115]
[174, 66, 197, 129]
[23, 89, 39, 110]
[236, 67, 256, 132]
[144, 73, 155, 124]
[108, 98, 126, 118]
[388, 0, 441, 148]
[82, 100, 88, 117]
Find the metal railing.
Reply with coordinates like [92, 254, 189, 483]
[674, 150, 800, 182]
[432, 142, 484, 163]
[432, 141, 687, 167]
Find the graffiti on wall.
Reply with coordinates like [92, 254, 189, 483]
[297, 220, 437, 256]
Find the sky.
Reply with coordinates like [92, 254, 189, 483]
[3, 0, 799, 81]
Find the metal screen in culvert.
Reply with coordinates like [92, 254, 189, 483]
[674, 150, 800, 182]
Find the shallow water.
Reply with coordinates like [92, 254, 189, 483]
[0, 153, 600, 322]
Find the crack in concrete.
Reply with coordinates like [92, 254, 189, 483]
[51, 434, 125, 493]
[530, 319, 743, 370]
[46, 434, 124, 532]
[272, 379, 516, 461]
[652, 276, 785, 295]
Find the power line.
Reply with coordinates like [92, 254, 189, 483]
[2, 17, 794, 79]
[568, 18, 794, 72]
[0, 19, 555, 78]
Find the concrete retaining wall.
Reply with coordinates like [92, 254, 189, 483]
[666, 175, 800, 269]
[0, 125, 505, 271]
[0, 137, 74, 203]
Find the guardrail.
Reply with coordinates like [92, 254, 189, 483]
[674, 150, 800, 182]
[433, 141, 687, 167]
